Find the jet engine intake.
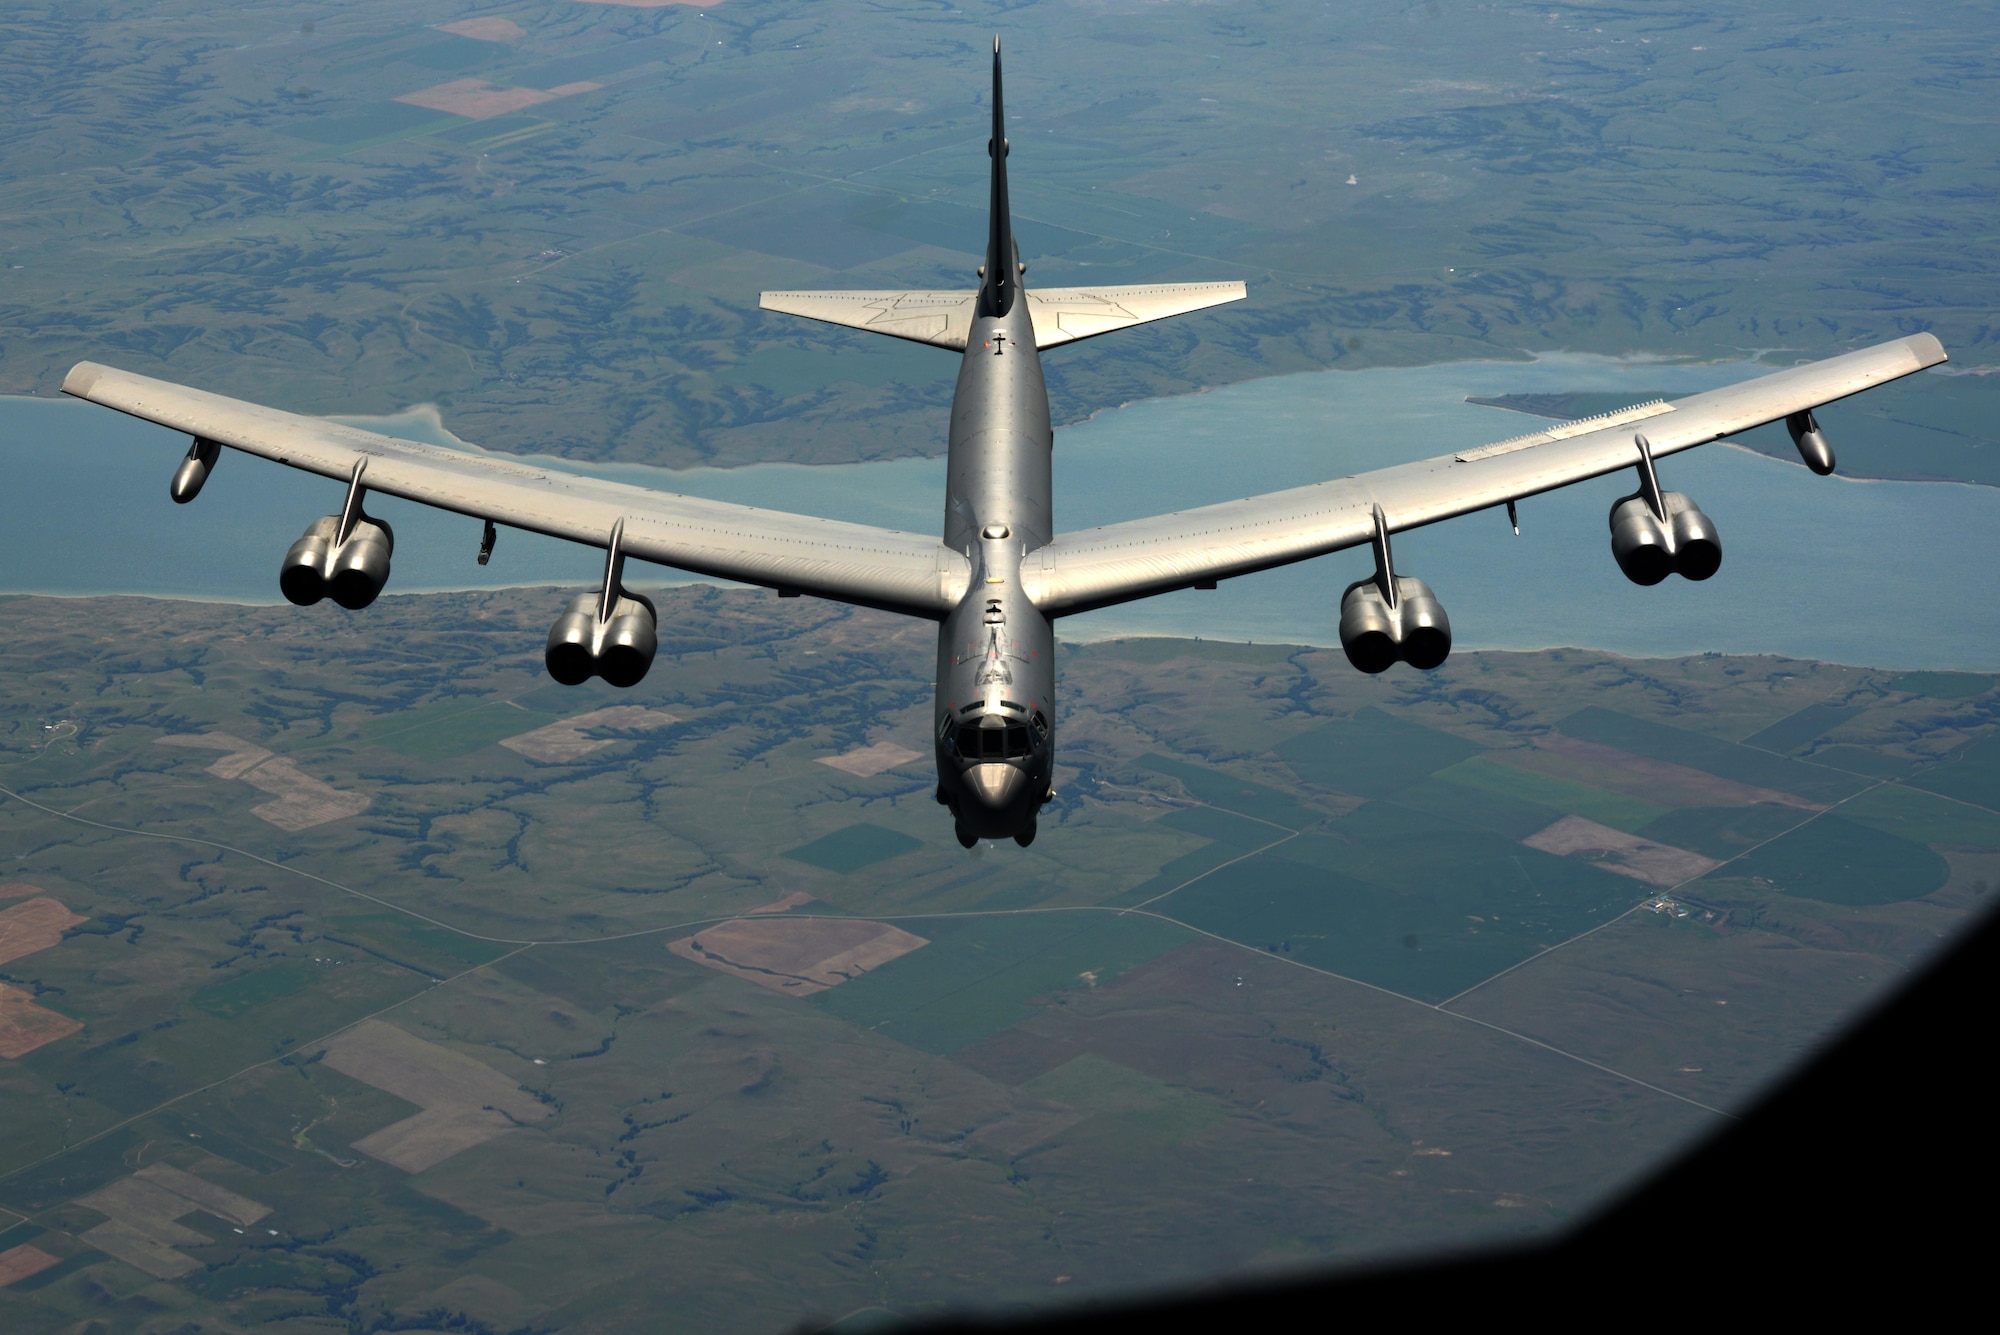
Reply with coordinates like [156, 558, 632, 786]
[279, 514, 395, 609]
[546, 591, 659, 687]
[1339, 575, 1452, 673]
[1609, 492, 1720, 585]
[545, 519, 658, 687]
[1610, 434, 1722, 585]
[1338, 506, 1451, 674]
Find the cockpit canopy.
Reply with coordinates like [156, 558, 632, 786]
[946, 706, 1048, 762]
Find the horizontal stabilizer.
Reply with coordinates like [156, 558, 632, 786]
[1024, 282, 1246, 348]
[759, 290, 978, 350]
[760, 280, 1246, 352]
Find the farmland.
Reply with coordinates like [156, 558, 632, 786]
[0, 587, 1992, 1329]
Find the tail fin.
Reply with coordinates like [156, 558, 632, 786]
[981, 36, 1017, 319]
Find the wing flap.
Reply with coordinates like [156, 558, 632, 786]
[1025, 282, 1247, 349]
[1030, 334, 1946, 616]
[62, 362, 969, 619]
[757, 290, 979, 351]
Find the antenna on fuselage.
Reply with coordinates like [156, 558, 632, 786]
[981, 35, 1017, 319]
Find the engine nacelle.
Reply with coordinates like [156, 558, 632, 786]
[1339, 575, 1452, 674]
[279, 515, 395, 609]
[1610, 492, 1720, 585]
[546, 591, 658, 688]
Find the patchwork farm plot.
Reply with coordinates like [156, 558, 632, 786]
[0, 588, 1993, 1330]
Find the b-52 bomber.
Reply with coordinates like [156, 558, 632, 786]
[62, 40, 1946, 848]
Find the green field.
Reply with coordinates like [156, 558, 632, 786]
[813, 911, 1192, 1053]
[1713, 813, 1948, 906]
[1275, 708, 1486, 800]
[783, 822, 923, 874]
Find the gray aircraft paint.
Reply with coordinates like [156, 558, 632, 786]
[933, 42, 1058, 845]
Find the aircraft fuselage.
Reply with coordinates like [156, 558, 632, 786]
[932, 311, 1057, 846]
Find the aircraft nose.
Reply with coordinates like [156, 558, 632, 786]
[964, 762, 1029, 812]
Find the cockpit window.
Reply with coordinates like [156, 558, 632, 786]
[955, 720, 1036, 760]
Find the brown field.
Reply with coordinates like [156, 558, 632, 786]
[547, 81, 606, 97]
[0, 882, 44, 900]
[1502, 735, 1818, 810]
[817, 740, 924, 778]
[439, 17, 525, 41]
[500, 705, 678, 763]
[0, 895, 85, 965]
[669, 917, 929, 996]
[75, 1164, 269, 1281]
[156, 733, 370, 829]
[1522, 815, 1721, 887]
[0, 1243, 61, 1287]
[319, 1020, 551, 1172]
[397, 80, 556, 121]
[0, 982, 82, 1058]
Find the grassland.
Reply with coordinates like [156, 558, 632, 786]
[0, 588, 1992, 1330]
[2, 0, 1996, 480]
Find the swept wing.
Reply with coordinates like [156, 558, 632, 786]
[1025, 334, 1947, 616]
[61, 362, 969, 620]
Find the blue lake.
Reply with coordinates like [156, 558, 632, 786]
[3, 353, 1994, 671]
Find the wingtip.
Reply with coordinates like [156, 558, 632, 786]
[61, 361, 106, 399]
[1909, 330, 1949, 366]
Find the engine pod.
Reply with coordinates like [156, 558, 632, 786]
[1665, 497, 1722, 581]
[597, 593, 658, 688]
[326, 518, 394, 610]
[1338, 576, 1451, 674]
[279, 516, 340, 606]
[1338, 580, 1400, 674]
[1609, 496, 1673, 586]
[1396, 580, 1452, 671]
[545, 593, 601, 686]
[544, 591, 660, 687]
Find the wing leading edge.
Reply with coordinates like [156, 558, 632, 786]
[61, 362, 969, 620]
[758, 282, 1246, 351]
[1025, 334, 1947, 617]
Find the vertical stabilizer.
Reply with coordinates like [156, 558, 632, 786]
[981, 36, 1017, 318]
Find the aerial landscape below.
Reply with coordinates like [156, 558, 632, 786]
[0, 589, 1995, 1328]
[4, 0, 1997, 1329]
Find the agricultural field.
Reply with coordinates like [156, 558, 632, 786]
[3, 0, 1998, 480]
[0, 587, 1992, 1330]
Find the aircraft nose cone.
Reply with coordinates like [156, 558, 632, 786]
[964, 762, 1029, 812]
